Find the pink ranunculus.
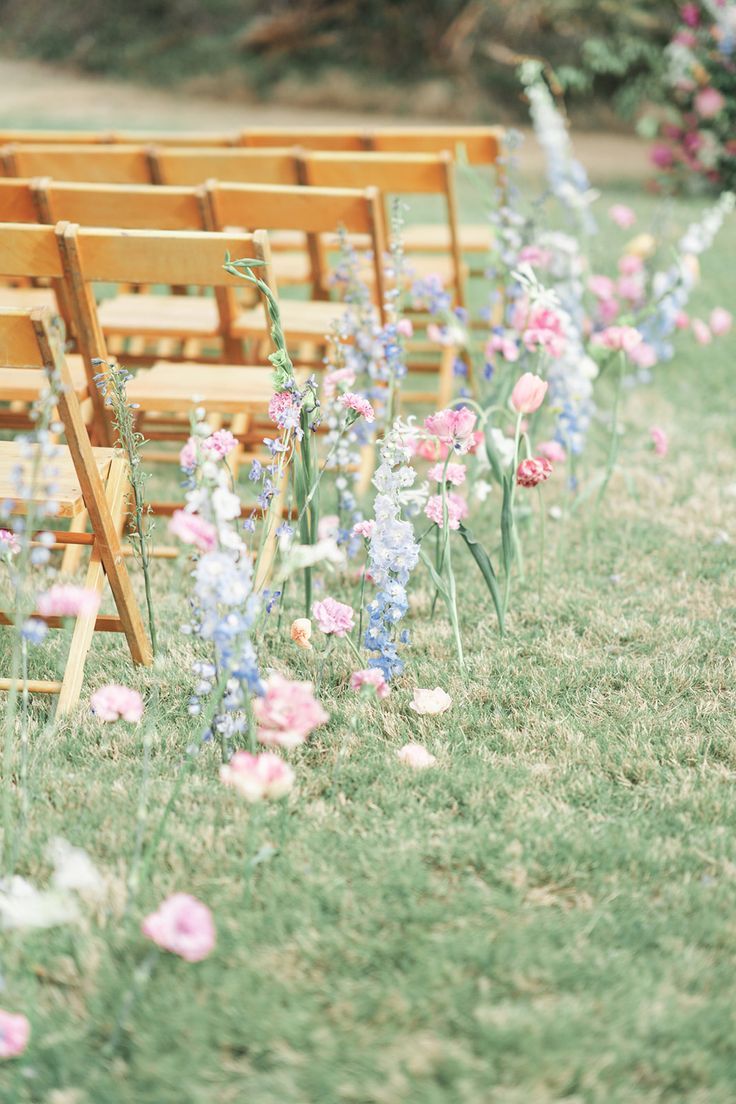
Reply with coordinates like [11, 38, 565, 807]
[37, 585, 100, 620]
[350, 668, 390, 700]
[202, 429, 238, 459]
[352, 519, 375, 540]
[510, 372, 548, 414]
[516, 457, 553, 488]
[340, 392, 375, 423]
[651, 143, 675, 169]
[609, 204, 637, 229]
[322, 367, 356, 398]
[695, 87, 725, 119]
[396, 743, 436, 769]
[396, 318, 414, 338]
[424, 492, 468, 531]
[0, 529, 19, 555]
[536, 440, 566, 464]
[427, 462, 466, 486]
[629, 342, 658, 370]
[317, 515, 339, 542]
[618, 253, 644, 276]
[169, 510, 217, 553]
[589, 274, 615, 300]
[0, 1010, 30, 1060]
[254, 673, 329, 749]
[710, 307, 732, 336]
[220, 750, 294, 802]
[312, 596, 355, 637]
[409, 687, 452, 715]
[179, 438, 198, 471]
[592, 325, 643, 355]
[290, 618, 312, 650]
[90, 684, 144, 723]
[142, 893, 215, 963]
[523, 306, 566, 358]
[424, 407, 477, 454]
[487, 332, 520, 362]
[692, 318, 712, 345]
[650, 426, 669, 458]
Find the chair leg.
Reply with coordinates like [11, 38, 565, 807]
[357, 442, 376, 496]
[56, 540, 106, 715]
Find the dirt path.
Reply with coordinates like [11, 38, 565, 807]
[0, 57, 651, 183]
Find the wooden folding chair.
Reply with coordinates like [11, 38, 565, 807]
[0, 129, 239, 147]
[1, 144, 156, 184]
[298, 150, 467, 307]
[151, 147, 299, 187]
[241, 128, 369, 151]
[0, 306, 152, 712]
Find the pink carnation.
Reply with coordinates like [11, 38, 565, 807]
[0, 529, 19, 555]
[142, 893, 215, 963]
[254, 673, 329, 749]
[695, 87, 725, 119]
[37, 585, 100, 620]
[179, 438, 198, 471]
[352, 519, 375, 540]
[523, 306, 566, 358]
[536, 440, 566, 463]
[340, 392, 375, 423]
[427, 462, 466, 486]
[424, 407, 477, 454]
[323, 367, 356, 397]
[269, 390, 301, 427]
[518, 244, 552, 267]
[220, 750, 294, 801]
[0, 1010, 30, 1060]
[589, 274, 615, 300]
[516, 457, 553, 488]
[592, 326, 643, 355]
[313, 596, 355, 637]
[202, 429, 238, 459]
[169, 510, 217, 552]
[350, 668, 390, 699]
[90, 684, 144, 723]
[609, 204, 637, 229]
[618, 254, 643, 276]
[424, 492, 468, 530]
[487, 332, 520, 362]
[650, 426, 669, 458]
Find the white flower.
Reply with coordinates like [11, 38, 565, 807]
[0, 876, 79, 930]
[474, 479, 492, 503]
[48, 837, 105, 900]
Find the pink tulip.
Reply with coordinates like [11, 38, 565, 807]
[0, 1010, 30, 1060]
[409, 687, 452, 715]
[169, 510, 217, 553]
[650, 426, 668, 458]
[516, 457, 553, 488]
[350, 668, 390, 699]
[220, 750, 294, 801]
[90, 685, 144, 723]
[510, 372, 548, 414]
[609, 204, 636, 229]
[397, 743, 436, 769]
[312, 597, 355, 637]
[710, 307, 732, 336]
[142, 894, 215, 962]
[537, 440, 566, 463]
[424, 407, 477, 453]
[254, 673, 329, 749]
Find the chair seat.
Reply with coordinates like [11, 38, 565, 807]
[0, 286, 58, 311]
[126, 360, 275, 414]
[403, 222, 493, 253]
[97, 294, 220, 338]
[0, 440, 116, 517]
[234, 298, 348, 342]
[0, 355, 88, 402]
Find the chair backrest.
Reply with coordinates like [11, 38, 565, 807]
[205, 181, 387, 313]
[2, 144, 155, 184]
[240, 126, 504, 166]
[0, 179, 39, 223]
[0, 129, 239, 147]
[299, 150, 464, 304]
[152, 147, 299, 187]
[241, 128, 369, 151]
[32, 180, 208, 230]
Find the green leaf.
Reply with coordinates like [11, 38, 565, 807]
[458, 523, 505, 636]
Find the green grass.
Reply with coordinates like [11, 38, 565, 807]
[2, 185, 736, 1103]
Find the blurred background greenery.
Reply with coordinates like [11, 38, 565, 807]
[0, 0, 678, 124]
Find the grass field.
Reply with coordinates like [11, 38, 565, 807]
[2, 184, 736, 1103]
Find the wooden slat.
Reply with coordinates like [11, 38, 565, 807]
[40, 181, 206, 230]
[7, 144, 155, 184]
[0, 678, 62, 694]
[0, 222, 64, 279]
[210, 182, 377, 235]
[126, 361, 274, 413]
[154, 147, 298, 186]
[0, 612, 122, 631]
[242, 129, 367, 151]
[0, 179, 39, 222]
[301, 151, 450, 193]
[370, 127, 503, 164]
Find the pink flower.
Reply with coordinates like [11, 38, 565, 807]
[254, 673, 329, 748]
[312, 596, 355, 637]
[427, 462, 466, 486]
[710, 307, 732, 336]
[487, 332, 520, 362]
[650, 426, 668, 458]
[592, 326, 643, 355]
[317, 515, 339, 541]
[90, 685, 144, 723]
[516, 457, 553, 488]
[220, 750, 294, 801]
[0, 1010, 30, 1060]
[692, 318, 712, 345]
[202, 429, 238, 459]
[598, 298, 621, 325]
[323, 367, 356, 398]
[517, 245, 552, 267]
[523, 306, 566, 357]
[169, 510, 217, 553]
[681, 3, 700, 27]
[609, 204, 637, 229]
[424, 407, 477, 454]
[695, 87, 725, 119]
[0, 529, 19, 555]
[269, 390, 301, 427]
[424, 492, 468, 530]
[142, 893, 215, 963]
[340, 392, 375, 423]
[589, 274, 615, 300]
[290, 618, 312, 649]
[179, 438, 197, 471]
[617, 275, 644, 303]
[427, 322, 454, 346]
[651, 144, 675, 169]
[675, 311, 690, 330]
[629, 342, 658, 369]
[537, 440, 566, 463]
[510, 372, 548, 414]
[618, 254, 643, 276]
[397, 743, 436, 769]
[350, 668, 390, 699]
[409, 687, 452, 715]
[37, 585, 100, 620]
[396, 318, 414, 338]
[352, 519, 375, 540]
